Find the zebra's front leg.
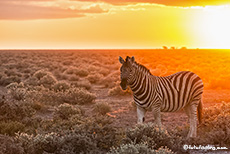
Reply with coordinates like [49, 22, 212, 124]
[137, 106, 146, 124]
[153, 108, 161, 127]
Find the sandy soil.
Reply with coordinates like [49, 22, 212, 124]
[87, 85, 230, 130]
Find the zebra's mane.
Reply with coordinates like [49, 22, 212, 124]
[134, 62, 152, 75]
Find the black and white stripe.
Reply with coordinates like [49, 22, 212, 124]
[130, 64, 203, 113]
[119, 56, 204, 138]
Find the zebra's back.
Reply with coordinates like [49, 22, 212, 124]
[156, 71, 203, 112]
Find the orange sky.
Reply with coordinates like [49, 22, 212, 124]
[0, 0, 230, 49]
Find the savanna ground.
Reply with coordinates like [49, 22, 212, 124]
[0, 49, 230, 154]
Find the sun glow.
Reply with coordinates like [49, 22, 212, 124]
[196, 5, 230, 49]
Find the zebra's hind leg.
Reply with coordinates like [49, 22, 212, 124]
[184, 105, 192, 137]
[137, 106, 146, 124]
[186, 100, 199, 139]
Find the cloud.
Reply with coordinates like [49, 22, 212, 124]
[0, 1, 107, 20]
[72, 0, 230, 7]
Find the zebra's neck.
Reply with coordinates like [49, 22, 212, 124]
[129, 63, 157, 95]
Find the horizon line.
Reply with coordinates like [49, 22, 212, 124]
[1, 48, 230, 50]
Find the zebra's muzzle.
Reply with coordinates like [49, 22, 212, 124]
[120, 79, 127, 90]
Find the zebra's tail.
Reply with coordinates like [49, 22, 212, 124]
[197, 100, 203, 124]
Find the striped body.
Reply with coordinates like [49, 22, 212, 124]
[131, 71, 203, 112]
[119, 56, 203, 138]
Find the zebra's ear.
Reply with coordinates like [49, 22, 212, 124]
[131, 56, 135, 62]
[119, 56, 125, 64]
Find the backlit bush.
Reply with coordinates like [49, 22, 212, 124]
[123, 123, 183, 153]
[0, 121, 25, 136]
[75, 68, 89, 77]
[16, 132, 62, 154]
[27, 86, 96, 105]
[93, 102, 111, 115]
[52, 80, 70, 92]
[0, 135, 23, 154]
[26, 70, 57, 88]
[73, 79, 91, 90]
[54, 103, 83, 120]
[0, 99, 35, 122]
[0, 76, 21, 86]
[87, 73, 103, 84]
[199, 102, 230, 146]
[109, 143, 174, 154]
[6, 82, 27, 101]
[58, 87, 96, 105]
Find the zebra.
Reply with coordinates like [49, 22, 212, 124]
[119, 56, 203, 138]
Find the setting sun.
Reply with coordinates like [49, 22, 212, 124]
[195, 5, 230, 49]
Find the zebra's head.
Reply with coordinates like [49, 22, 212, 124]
[119, 56, 135, 90]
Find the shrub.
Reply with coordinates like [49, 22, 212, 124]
[123, 123, 182, 152]
[109, 143, 156, 154]
[16, 132, 62, 154]
[93, 102, 112, 115]
[62, 60, 73, 66]
[75, 68, 89, 77]
[16, 116, 119, 153]
[26, 70, 57, 88]
[109, 143, 174, 154]
[59, 87, 96, 105]
[6, 82, 27, 101]
[68, 75, 79, 82]
[0, 121, 25, 136]
[52, 80, 70, 92]
[198, 102, 230, 146]
[0, 76, 21, 86]
[26, 86, 96, 105]
[58, 132, 99, 154]
[0, 99, 35, 122]
[73, 79, 91, 90]
[54, 103, 83, 120]
[87, 73, 103, 84]
[0, 134, 24, 154]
